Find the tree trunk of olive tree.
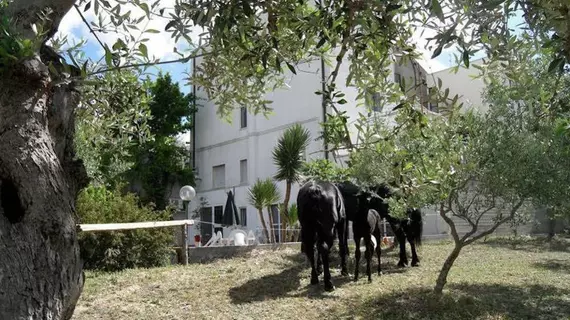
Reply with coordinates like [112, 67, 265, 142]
[0, 1, 87, 319]
[433, 244, 463, 294]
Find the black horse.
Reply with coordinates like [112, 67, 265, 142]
[297, 180, 349, 292]
[336, 181, 424, 273]
[389, 207, 423, 267]
[354, 208, 385, 282]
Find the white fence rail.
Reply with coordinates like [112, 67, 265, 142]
[77, 220, 195, 265]
[78, 219, 195, 232]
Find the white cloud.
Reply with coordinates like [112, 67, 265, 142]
[54, 0, 204, 62]
[55, 2, 488, 75]
[405, 2, 481, 74]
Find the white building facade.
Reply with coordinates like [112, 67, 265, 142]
[179, 50, 502, 245]
[181, 51, 424, 244]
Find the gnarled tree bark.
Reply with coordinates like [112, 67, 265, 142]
[0, 1, 88, 319]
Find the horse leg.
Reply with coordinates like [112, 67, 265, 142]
[336, 218, 349, 276]
[364, 235, 374, 283]
[302, 230, 319, 285]
[373, 229, 382, 275]
[316, 248, 323, 275]
[407, 232, 420, 267]
[396, 230, 408, 267]
[318, 237, 334, 291]
[353, 235, 361, 282]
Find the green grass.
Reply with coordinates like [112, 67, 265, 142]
[72, 236, 570, 320]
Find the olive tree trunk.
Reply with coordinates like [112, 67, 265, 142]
[0, 1, 88, 319]
[434, 200, 525, 294]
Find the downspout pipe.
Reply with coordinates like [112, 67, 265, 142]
[320, 55, 329, 160]
[191, 56, 197, 170]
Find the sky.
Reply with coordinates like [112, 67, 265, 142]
[55, 2, 507, 95]
[55, 2, 524, 145]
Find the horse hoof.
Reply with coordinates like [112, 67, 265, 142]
[377, 271, 383, 276]
[325, 283, 335, 292]
[310, 277, 319, 285]
[353, 276, 359, 282]
[367, 278, 372, 283]
[341, 270, 349, 277]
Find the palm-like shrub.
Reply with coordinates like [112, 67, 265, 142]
[248, 178, 281, 243]
[272, 123, 311, 240]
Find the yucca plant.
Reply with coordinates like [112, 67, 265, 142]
[286, 203, 300, 242]
[272, 123, 311, 241]
[248, 178, 281, 243]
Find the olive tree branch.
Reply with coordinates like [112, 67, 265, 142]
[87, 49, 216, 76]
[73, 4, 106, 52]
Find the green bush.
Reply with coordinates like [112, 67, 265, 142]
[300, 158, 351, 183]
[77, 184, 174, 272]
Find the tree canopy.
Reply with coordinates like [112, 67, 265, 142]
[2, 0, 570, 317]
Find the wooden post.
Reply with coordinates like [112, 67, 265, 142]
[182, 223, 188, 265]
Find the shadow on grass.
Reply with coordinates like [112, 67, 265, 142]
[331, 283, 570, 320]
[186, 244, 301, 265]
[533, 259, 570, 274]
[481, 236, 570, 253]
[228, 250, 378, 304]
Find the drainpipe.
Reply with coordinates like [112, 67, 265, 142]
[191, 55, 197, 170]
[320, 55, 329, 160]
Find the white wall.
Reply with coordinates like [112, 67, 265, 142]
[186, 57, 327, 244]
[182, 52, 469, 245]
[427, 58, 488, 113]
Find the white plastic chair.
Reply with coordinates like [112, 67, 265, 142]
[246, 230, 257, 245]
[229, 229, 248, 246]
[204, 231, 223, 247]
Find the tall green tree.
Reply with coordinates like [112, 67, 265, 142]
[127, 73, 195, 210]
[75, 69, 153, 187]
[272, 123, 311, 241]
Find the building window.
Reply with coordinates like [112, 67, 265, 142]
[428, 102, 439, 112]
[394, 73, 404, 91]
[240, 107, 247, 128]
[240, 159, 248, 184]
[214, 205, 223, 224]
[213, 164, 225, 188]
[239, 207, 247, 226]
[369, 92, 382, 112]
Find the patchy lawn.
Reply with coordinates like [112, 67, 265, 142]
[73, 236, 570, 320]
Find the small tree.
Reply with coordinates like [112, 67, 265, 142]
[350, 100, 569, 294]
[272, 123, 311, 241]
[478, 37, 570, 238]
[248, 178, 281, 243]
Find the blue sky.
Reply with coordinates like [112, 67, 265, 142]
[56, 3, 526, 98]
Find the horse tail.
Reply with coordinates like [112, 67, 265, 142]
[298, 181, 326, 251]
[408, 208, 423, 247]
[306, 182, 326, 214]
